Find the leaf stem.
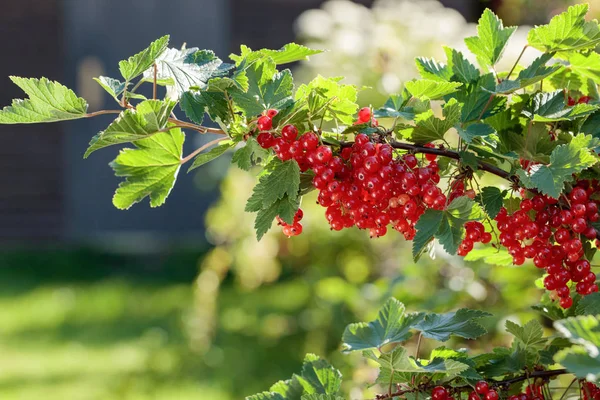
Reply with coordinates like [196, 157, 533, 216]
[153, 63, 158, 100]
[506, 45, 528, 81]
[85, 110, 123, 118]
[180, 137, 227, 165]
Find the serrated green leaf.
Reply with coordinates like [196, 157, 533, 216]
[581, 110, 600, 137]
[299, 354, 342, 395]
[435, 196, 484, 255]
[110, 126, 184, 210]
[187, 140, 235, 172]
[491, 53, 560, 94]
[517, 134, 599, 198]
[232, 138, 270, 171]
[85, 99, 176, 157]
[455, 73, 506, 122]
[405, 79, 462, 101]
[415, 57, 452, 82]
[476, 342, 530, 376]
[568, 51, 600, 84]
[342, 298, 423, 352]
[294, 75, 358, 125]
[506, 320, 546, 349]
[554, 314, 600, 379]
[464, 9, 516, 68]
[528, 4, 600, 53]
[457, 123, 496, 143]
[458, 150, 479, 171]
[230, 43, 322, 66]
[246, 393, 286, 400]
[144, 48, 232, 100]
[555, 346, 600, 380]
[301, 395, 344, 400]
[523, 90, 598, 122]
[246, 159, 300, 211]
[253, 194, 300, 241]
[478, 187, 505, 219]
[119, 35, 169, 82]
[413, 210, 444, 260]
[373, 93, 414, 120]
[270, 378, 304, 400]
[180, 90, 230, 125]
[576, 293, 600, 316]
[414, 308, 491, 342]
[365, 347, 469, 384]
[0, 76, 88, 124]
[232, 61, 294, 117]
[517, 122, 556, 163]
[464, 247, 513, 266]
[449, 49, 480, 83]
[93, 76, 128, 102]
[409, 98, 461, 144]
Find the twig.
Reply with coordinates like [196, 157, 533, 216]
[180, 137, 227, 165]
[506, 45, 528, 81]
[85, 110, 123, 118]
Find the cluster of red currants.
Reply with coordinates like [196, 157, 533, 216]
[432, 381, 500, 400]
[276, 209, 304, 237]
[582, 382, 600, 400]
[457, 221, 492, 256]
[495, 186, 599, 308]
[506, 384, 546, 400]
[567, 95, 591, 106]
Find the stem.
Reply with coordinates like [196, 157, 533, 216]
[169, 119, 227, 135]
[85, 110, 123, 118]
[477, 94, 496, 121]
[130, 79, 144, 94]
[506, 45, 528, 81]
[153, 63, 158, 100]
[180, 137, 227, 165]
[415, 333, 423, 359]
[558, 378, 578, 400]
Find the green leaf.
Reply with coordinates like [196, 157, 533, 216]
[413, 210, 444, 260]
[85, 99, 176, 157]
[517, 122, 556, 163]
[464, 9, 516, 67]
[414, 308, 491, 342]
[365, 347, 469, 384]
[246, 393, 285, 400]
[188, 140, 235, 172]
[301, 395, 344, 400]
[110, 126, 184, 210]
[0, 76, 88, 124]
[476, 342, 530, 376]
[567, 51, 600, 84]
[435, 196, 484, 255]
[456, 73, 506, 122]
[506, 320, 546, 349]
[492, 53, 561, 94]
[523, 90, 598, 122]
[119, 35, 169, 82]
[93, 76, 127, 102]
[180, 90, 230, 125]
[261, 43, 323, 65]
[464, 247, 513, 266]
[232, 138, 270, 171]
[478, 187, 505, 219]
[246, 159, 300, 210]
[294, 75, 358, 125]
[232, 62, 294, 117]
[554, 314, 600, 380]
[405, 79, 462, 101]
[555, 346, 600, 380]
[374, 93, 415, 120]
[576, 293, 600, 316]
[415, 57, 452, 82]
[449, 48, 481, 83]
[145, 48, 232, 99]
[457, 123, 496, 144]
[253, 194, 300, 241]
[582, 110, 600, 138]
[299, 354, 342, 395]
[230, 43, 322, 66]
[516, 134, 599, 198]
[409, 98, 461, 144]
[342, 298, 423, 352]
[527, 4, 600, 53]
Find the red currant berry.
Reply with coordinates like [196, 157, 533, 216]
[257, 115, 272, 131]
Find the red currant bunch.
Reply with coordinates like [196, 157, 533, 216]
[276, 209, 304, 237]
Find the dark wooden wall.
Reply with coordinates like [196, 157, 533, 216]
[0, 1, 64, 241]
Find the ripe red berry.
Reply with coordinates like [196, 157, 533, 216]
[257, 115, 272, 131]
[485, 390, 499, 400]
[432, 386, 448, 400]
[357, 107, 371, 123]
[257, 132, 274, 148]
[300, 132, 319, 151]
[281, 124, 298, 142]
[475, 381, 490, 395]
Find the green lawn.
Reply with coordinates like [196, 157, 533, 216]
[0, 248, 232, 400]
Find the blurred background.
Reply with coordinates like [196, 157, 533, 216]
[0, 0, 595, 399]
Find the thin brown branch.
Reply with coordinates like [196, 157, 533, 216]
[180, 137, 227, 165]
[153, 63, 158, 100]
[506, 45, 528, 81]
[85, 110, 123, 118]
